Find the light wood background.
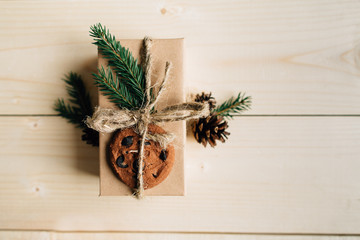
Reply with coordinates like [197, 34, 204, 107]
[1, 0, 360, 239]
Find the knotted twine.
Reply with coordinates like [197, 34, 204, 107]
[86, 37, 210, 198]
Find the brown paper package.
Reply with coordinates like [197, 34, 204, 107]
[98, 39, 185, 196]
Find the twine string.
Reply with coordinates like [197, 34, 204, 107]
[134, 37, 153, 198]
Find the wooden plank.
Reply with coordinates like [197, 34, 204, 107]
[1, 0, 360, 114]
[0, 117, 359, 233]
[1, 231, 360, 240]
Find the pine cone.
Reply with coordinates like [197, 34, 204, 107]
[194, 92, 216, 110]
[81, 127, 99, 146]
[192, 114, 230, 147]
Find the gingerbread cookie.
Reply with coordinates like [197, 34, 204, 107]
[109, 124, 175, 189]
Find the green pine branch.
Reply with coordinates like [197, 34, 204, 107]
[90, 23, 146, 108]
[54, 98, 84, 128]
[54, 72, 92, 128]
[64, 72, 93, 117]
[54, 72, 99, 146]
[92, 66, 138, 109]
[214, 93, 252, 119]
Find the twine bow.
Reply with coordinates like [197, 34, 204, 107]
[86, 37, 210, 198]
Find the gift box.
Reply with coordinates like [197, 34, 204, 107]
[98, 39, 185, 196]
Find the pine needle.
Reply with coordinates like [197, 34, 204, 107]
[214, 93, 252, 119]
[92, 66, 138, 109]
[90, 23, 146, 108]
[54, 72, 99, 146]
[54, 72, 92, 128]
[54, 98, 84, 128]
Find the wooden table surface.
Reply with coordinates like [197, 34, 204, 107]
[1, 1, 360, 239]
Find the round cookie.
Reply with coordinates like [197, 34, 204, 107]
[109, 124, 175, 189]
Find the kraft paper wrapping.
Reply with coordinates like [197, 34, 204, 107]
[98, 39, 185, 196]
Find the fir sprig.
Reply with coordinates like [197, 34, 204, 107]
[54, 72, 98, 146]
[54, 72, 91, 128]
[65, 72, 93, 116]
[54, 98, 85, 128]
[214, 93, 252, 119]
[90, 23, 146, 108]
[93, 66, 137, 109]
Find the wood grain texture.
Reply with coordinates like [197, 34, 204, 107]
[0, 117, 359, 234]
[1, 0, 360, 238]
[1, 0, 360, 114]
[1, 231, 360, 240]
